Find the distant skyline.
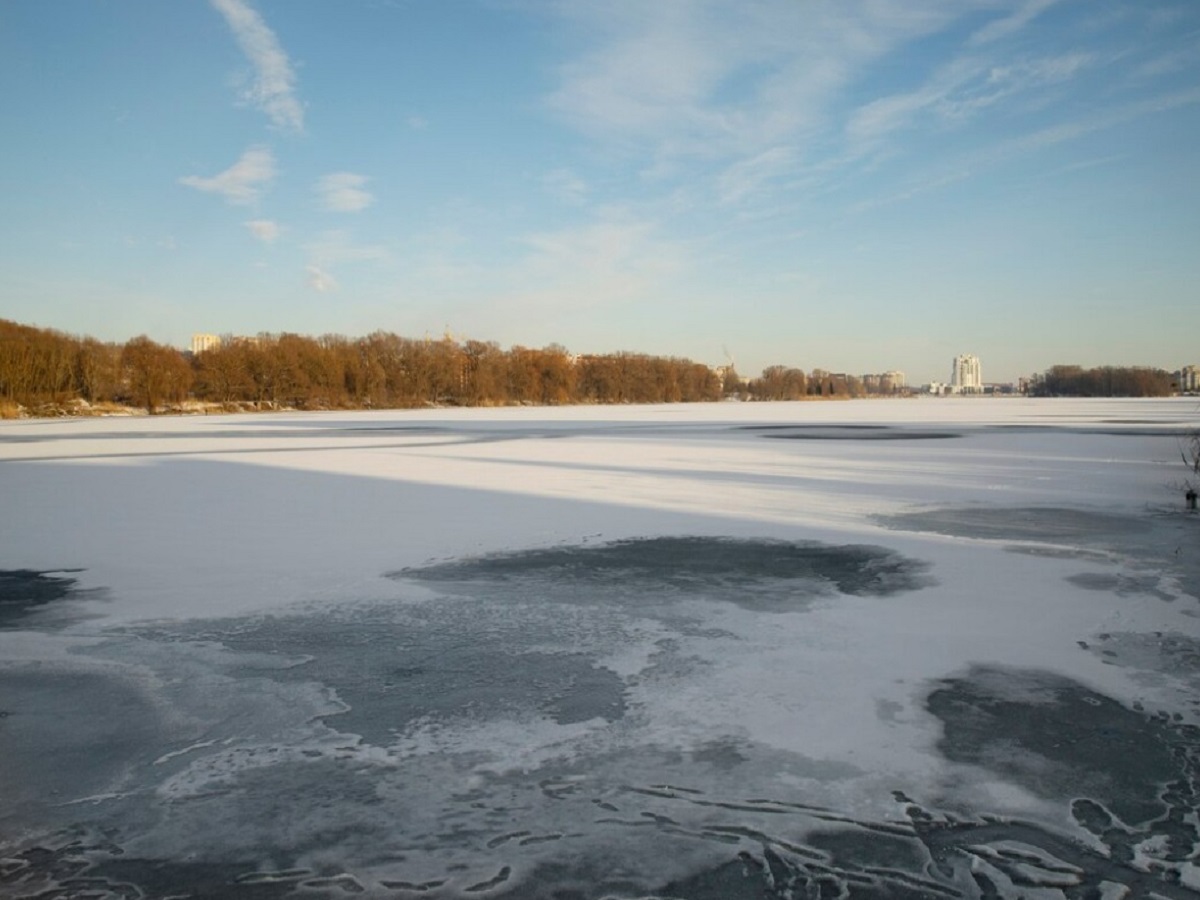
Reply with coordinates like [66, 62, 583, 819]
[2, 1, 1197, 384]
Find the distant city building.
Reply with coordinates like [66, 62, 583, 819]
[191, 333, 221, 354]
[861, 371, 906, 394]
[950, 354, 982, 393]
[1178, 365, 1199, 393]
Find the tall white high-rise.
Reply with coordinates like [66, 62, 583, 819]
[951, 354, 982, 392]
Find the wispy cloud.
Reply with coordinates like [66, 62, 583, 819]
[304, 230, 389, 265]
[970, 0, 1063, 45]
[317, 173, 375, 213]
[431, 210, 696, 352]
[1039, 153, 1125, 178]
[850, 84, 1200, 213]
[542, 168, 589, 206]
[210, 0, 304, 131]
[180, 145, 275, 205]
[717, 146, 797, 206]
[306, 264, 337, 293]
[508, 212, 686, 315]
[1133, 43, 1200, 81]
[301, 230, 388, 295]
[848, 169, 973, 215]
[997, 84, 1200, 156]
[244, 219, 280, 243]
[848, 50, 1096, 147]
[522, 217, 667, 278]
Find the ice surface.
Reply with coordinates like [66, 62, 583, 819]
[1, 398, 1198, 898]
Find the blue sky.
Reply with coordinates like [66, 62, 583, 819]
[1, 0, 1197, 383]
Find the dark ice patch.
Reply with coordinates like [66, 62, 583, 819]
[1083, 631, 1200, 698]
[0, 569, 88, 629]
[134, 756, 394, 862]
[878, 507, 1148, 543]
[884, 506, 1199, 609]
[188, 613, 627, 743]
[1005, 544, 1114, 563]
[1067, 571, 1175, 600]
[337, 642, 626, 736]
[805, 827, 930, 874]
[652, 844, 949, 900]
[391, 536, 932, 605]
[741, 424, 892, 430]
[484, 836, 949, 900]
[0, 669, 160, 825]
[739, 424, 962, 441]
[88, 859, 305, 900]
[690, 739, 749, 771]
[761, 429, 961, 441]
[926, 665, 1185, 825]
[0, 827, 337, 900]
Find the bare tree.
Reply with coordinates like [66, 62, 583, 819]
[121, 336, 192, 413]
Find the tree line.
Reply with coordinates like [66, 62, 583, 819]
[3, 319, 910, 415]
[1029, 364, 1176, 397]
[0, 319, 731, 413]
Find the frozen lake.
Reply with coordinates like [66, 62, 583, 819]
[2, 398, 1198, 899]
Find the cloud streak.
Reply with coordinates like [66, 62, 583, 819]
[970, 0, 1063, 45]
[511, 213, 686, 316]
[210, 0, 304, 131]
[180, 146, 275, 205]
[306, 264, 337, 293]
[317, 173, 375, 213]
[717, 146, 797, 206]
[542, 168, 589, 206]
[847, 50, 1097, 147]
[849, 84, 1200, 215]
[302, 230, 389, 296]
[304, 230, 389, 266]
[244, 219, 280, 242]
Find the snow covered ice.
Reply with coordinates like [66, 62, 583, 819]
[1, 398, 1198, 899]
